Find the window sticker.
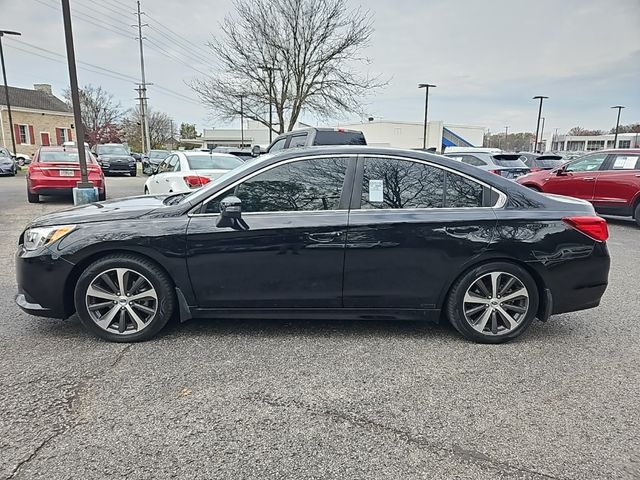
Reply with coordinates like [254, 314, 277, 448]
[369, 179, 384, 202]
[613, 156, 638, 169]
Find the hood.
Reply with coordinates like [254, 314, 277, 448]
[30, 195, 170, 227]
[0, 157, 14, 164]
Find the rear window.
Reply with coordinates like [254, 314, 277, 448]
[185, 154, 244, 170]
[313, 130, 366, 146]
[39, 150, 94, 163]
[492, 155, 528, 168]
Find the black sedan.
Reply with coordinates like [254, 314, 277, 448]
[15, 147, 610, 343]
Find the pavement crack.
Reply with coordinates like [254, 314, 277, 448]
[247, 392, 566, 480]
[5, 428, 68, 479]
[110, 344, 132, 368]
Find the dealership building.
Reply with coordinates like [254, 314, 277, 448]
[200, 119, 485, 152]
[550, 132, 639, 152]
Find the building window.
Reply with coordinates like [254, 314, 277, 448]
[18, 125, 29, 144]
[566, 141, 585, 151]
[618, 140, 631, 149]
[59, 128, 67, 143]
[586, 140, 605, 151]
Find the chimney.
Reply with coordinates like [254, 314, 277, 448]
[34, 84, 53, 95]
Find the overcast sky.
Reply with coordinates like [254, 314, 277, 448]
[2, 0, 639, 137]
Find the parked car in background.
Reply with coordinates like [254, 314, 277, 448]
[16, 146, 609, 344]
[203, 146, 256, 161]
[0, 147, 18, 176]
[444, 151, 530, 179]
[264, 127, 366, 153]
[518, 153, 565, 172]
[26, 146, 105, 203]
[130, 152, 142, 162]
[517, 149, 640, 225]
[94, 144, 136, 176]
[143, 151, 243, 194]
[142, 150, 171, 175]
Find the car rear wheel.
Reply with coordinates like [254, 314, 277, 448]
[74, 254, 175, 342]
[99, 190, 106, 201]
[526, 185, 542, 192]
[634, 203, 640, 227]
[27, 188, 39, 203]
[446, 262, 539, 344]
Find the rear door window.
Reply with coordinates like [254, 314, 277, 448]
[461, 155, 487, 167]
[313, 130, 366, 146]
[607, 154, 640, 170]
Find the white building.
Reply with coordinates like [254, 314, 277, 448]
[550, 132, 639, 152]
[337, 120, 485, 152]
[200, 119, 485, 152]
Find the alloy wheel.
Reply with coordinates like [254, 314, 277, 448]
[85, 268, 158, 335]
[462, 271, 529, 336]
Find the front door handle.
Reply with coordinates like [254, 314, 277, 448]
[307, 231, 343, 243]
[583, 177, 595, 181]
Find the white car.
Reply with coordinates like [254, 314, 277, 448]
[143, 151, 244, 195]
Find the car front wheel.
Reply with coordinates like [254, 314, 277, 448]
[74, 254, 175, 342]
[446, 262, 539, 344]
[634, 203, 640, 227]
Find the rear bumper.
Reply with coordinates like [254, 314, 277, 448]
[30, 176, 104, 194]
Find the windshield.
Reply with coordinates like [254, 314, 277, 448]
[149, 150, 170, 159]
[186, 154, 244, 170]
[39, 150, 94, 163]
[536, 159, 564, 168]
[97, 145, 128, 155]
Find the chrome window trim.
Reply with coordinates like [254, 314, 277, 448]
[188, 152, 507, 217]
[189, 154, 358, 216]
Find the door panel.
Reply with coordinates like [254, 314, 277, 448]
[593, 154, 640, 213]
[343, 156, 497, 309]
[186, 212, 348, 308]
[541, 153, 608, 201]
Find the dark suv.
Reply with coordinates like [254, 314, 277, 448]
[265, 127, 366, 153]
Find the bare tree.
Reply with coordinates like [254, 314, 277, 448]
[567, 126, 605, 136]
[190, 0, 384, 135]
[63, 85, 123, 146]
[121, 107, 173, 150]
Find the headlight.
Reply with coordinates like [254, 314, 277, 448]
[24, 225, 76, 251]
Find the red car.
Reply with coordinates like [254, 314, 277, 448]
[26, 146, 106, 203]
[517, 149, 640, 225]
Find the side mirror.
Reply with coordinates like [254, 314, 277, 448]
[251, 145, 261, 157]
[556, 166, 567, 176]
[220, 196, 242, 219]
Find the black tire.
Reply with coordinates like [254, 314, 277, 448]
[74, 254, 175, 342]
[99, 190, 106, 201]
[445, 261, 539, 344]
[634, 203, 640, 227]
[526, 185, 542, 192]
[27, 188, 39, 203]
[130, 168, 137, 177]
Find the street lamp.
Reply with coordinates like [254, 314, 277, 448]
[533, 95, 548, 153]
[0, 30, 21, 158]
[504, 126, 509, 150]
[258, 65, 282, 143]
[61, 0, 96, 204]
[611, 106, 624, 148]
[418, 83, 436, 150]
[540, 117, 546, 152]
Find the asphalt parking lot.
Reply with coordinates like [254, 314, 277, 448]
[0, 171, 638, 480]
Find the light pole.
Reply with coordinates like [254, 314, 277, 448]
[418, 83, 436, 149]
[539, 117, 546, 152]
[0, 30, 21, 158]
[533, 95, 548, 153]
[611, 105, 624, 148]
[61, 0, 96, 204]
[239, 95, 244, 148]
[504, 126, 509, 150]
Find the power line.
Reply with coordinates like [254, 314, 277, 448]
[144, 38, 209, 76]
[146, 24, 209, 66]
[144, 12, 211, 56]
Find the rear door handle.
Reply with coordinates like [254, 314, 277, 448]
[445, 226, 481, 235]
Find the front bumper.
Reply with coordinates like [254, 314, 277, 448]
[102, 162, 135, 172]
[15, 246, 75, 319]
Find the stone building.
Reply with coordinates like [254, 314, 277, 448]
[0, 84, 74, 157]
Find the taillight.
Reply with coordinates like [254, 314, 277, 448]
[562, 216, 609, 242]
[488, 169, 502, 175]
[183, 175, 211, 188]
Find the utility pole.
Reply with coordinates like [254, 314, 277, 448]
[504, 126, 509, 150]
[0, 30, 20, 158]
[240, 95, 244, 148]
[61, 0, 96, 204]
[134, 1, 151, 153]
[532, 95, 548, 153]
[258, 65, 282, 143]
[418, 83, 436, 150]
[135, 84, 146, 152]
[611, 106, 624, 148]
[170, 119, 174, 150]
